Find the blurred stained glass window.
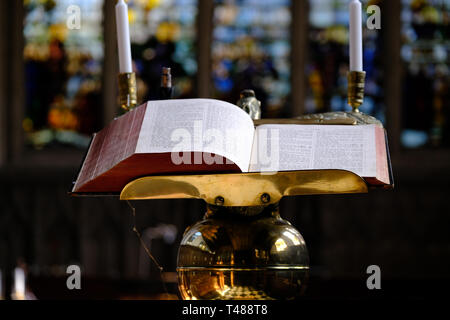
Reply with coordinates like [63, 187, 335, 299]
[307, 0, 384, 122]
[127, 0, 198, 100]
[24, 0, 104, 149]
[401, 0, 450, 148]
[212, 0, 292, 118]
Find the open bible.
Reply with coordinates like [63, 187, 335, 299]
[72, 99, 390, 193]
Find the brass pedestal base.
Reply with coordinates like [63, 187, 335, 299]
[177, 204, 309, 300]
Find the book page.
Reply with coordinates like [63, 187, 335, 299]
[249, 124, 377, 177]
[135, 99, 255, 172]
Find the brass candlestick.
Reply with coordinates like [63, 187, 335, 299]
[347, 71, 366, 113]
[118, 72, 137, 111]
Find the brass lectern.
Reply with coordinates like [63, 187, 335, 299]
[116, 80, 392, 300]
[75, 69, 392, 300]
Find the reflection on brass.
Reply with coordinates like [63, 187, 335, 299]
[205, 205, 268, 218]
[347, 71, 366, 112]
[237, 90, 261, 120]
[215, 196, 225, 206]
[260, 193, 270, 204]
[177, 204, 309, 300]
[118, 72, 138, 111]
[120, 170, 368, 206]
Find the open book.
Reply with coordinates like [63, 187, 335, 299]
[72, 99, 390, 193]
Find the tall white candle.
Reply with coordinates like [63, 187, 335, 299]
[116, 0, 133, 73]
[349, 0, 363, 71]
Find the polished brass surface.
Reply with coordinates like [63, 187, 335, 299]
[341, 111, 384, 127]
[237, 89, 261, 120]
[118, 72, 138, 111]
[255, 113, 382, 126]
[347, 71, 366, 112]
[254, 117, 357, 126]
[120, 169, 368, 206]
[177, 204, 309, 300]
[291, 111, 383, 127]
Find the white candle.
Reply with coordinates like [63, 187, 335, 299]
[116, 0, 133, 73]
[14, 267, 26, 299]
[0, 269, 3, 299]
[349, 0, 363, 71]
